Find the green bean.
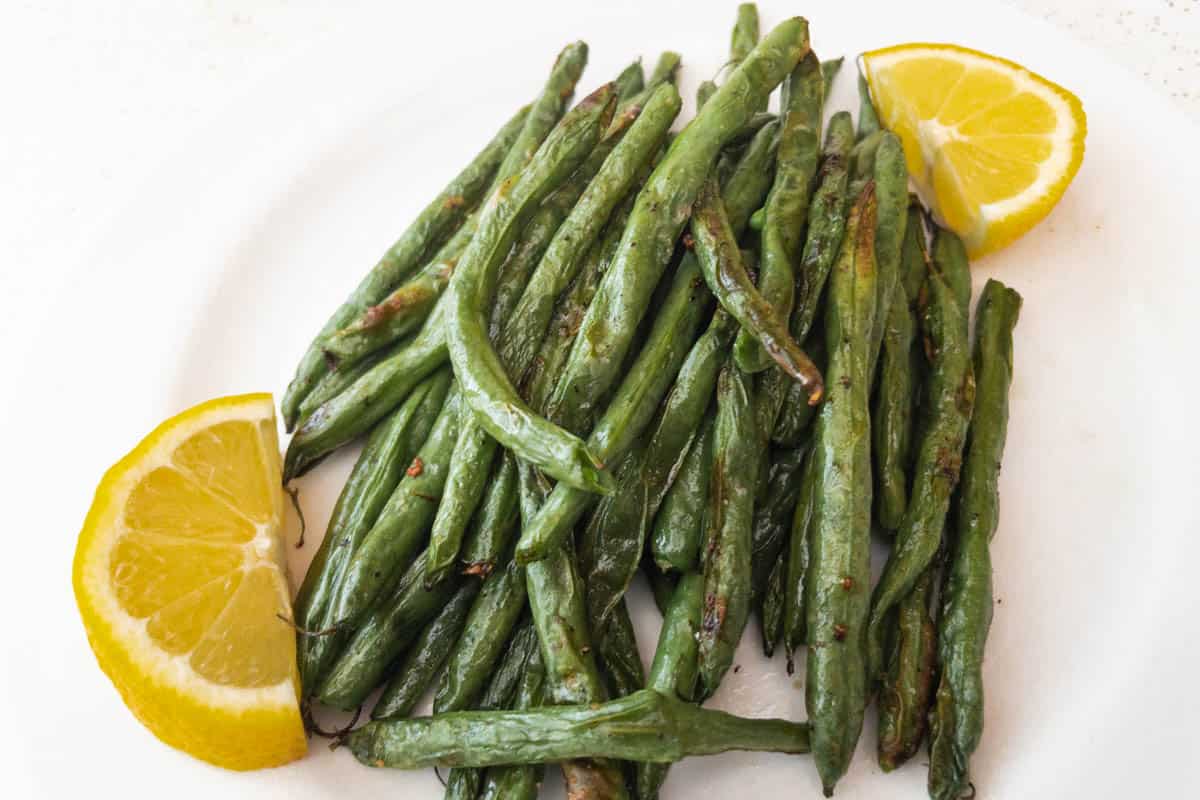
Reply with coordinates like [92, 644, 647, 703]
[782, 445, 818, 666]
[570, 261, 713, 610]
[647, 51, 683, 88]
[620, 51, 682, 114]
[804, 186, 878, 796]
[932, 225, 973, 322]
[521, 197, 630, 408]
[316, 552, 463, 710]
[279, 105, 528, 430]
[735, 50, 824, 373]
[690, 176, 823, 397]
[514, 258, 717, 567]
[877, 562, 936, 771]
[761, 553, 786, 657]
[283, 294, 452, 481]
[326, 389, 463, 628]
[645, 556, 678, 615]
[526, 546, 630, 799]
[697, 362, 759, 698]
[323, 218, 471, 368]
[750, 444, 808, 614]
[446, 86, 618, 495]
[479, 765, 539, 800]
[488, 100, 639, 344]
[494, 42, 591, 187]
[770, 335, 826, 447]
[866, 242, 975, 687]
[294, 336, 403, 427]
[652, 411, 715, 573]
[637, 573, 703, 798]
[790, 111, 855, 344]
[857, 69, 881, 140]
[476, 644, 547, 800]
[349, 689, 811, 770]
[928, 279, 1021, 800]
[458, 452, 520, 577]
[428, 103, 650, 586]
[848, 129, 884, 182]
[595, 598, 645, 701]
[730, 3, 760, 67]
[443, 619, 539, 800]
[614, 60, 645, 104]
[372, 578, 480, 721]
[821, 57, 844, 97]
[873, 200, 929, 530]
[867, 132, 910, 379]
[541, 18, 811, 453]
[721, 118, 781, 233]
[294, 367, 452, 694]
[501, 83, 681, 397]
[434, 559, 529, 714]
[527, 548, 607, 706]
[696, 80, 717, 109]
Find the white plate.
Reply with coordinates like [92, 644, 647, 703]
[4, 1, 1199, 797]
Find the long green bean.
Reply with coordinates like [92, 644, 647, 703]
[928, 279, 1021, 800]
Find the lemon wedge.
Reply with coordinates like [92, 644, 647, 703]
[861, 43, 1086, 256]
[72, 393, 305, 770]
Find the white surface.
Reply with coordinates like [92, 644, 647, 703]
[2, 1, 1199, 798]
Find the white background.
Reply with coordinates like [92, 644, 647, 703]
[2, 1, 1199, 798]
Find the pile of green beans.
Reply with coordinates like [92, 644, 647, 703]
[283, 8, 1025, 799]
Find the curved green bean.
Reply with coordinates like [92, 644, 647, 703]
[690, 176, 823, 397]
[446, 85, 618, 494]
[428, 100, 648, 586]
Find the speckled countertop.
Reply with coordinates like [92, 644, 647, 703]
[1011, 0, 1199, 116]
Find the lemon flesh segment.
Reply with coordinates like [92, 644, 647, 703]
[863, 43, 1086, 257]
[72, 393, 305, 770]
